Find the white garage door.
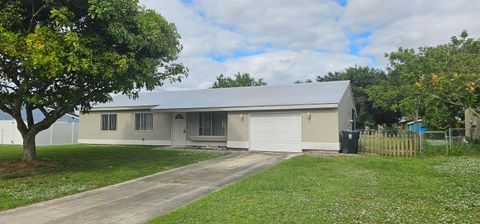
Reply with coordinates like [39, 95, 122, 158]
[249, 113, 302, 152]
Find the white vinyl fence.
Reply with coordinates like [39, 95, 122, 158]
[0, 120, 79, 146]
[0, 120, 22, 145]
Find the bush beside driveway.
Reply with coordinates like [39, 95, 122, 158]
[0, 144, 228, 210]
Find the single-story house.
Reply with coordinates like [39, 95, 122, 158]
[79, 81, 355, 152]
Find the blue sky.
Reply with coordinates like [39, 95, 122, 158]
[141, 0, 480, 90]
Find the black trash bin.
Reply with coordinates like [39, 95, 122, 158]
[340, 130, 360, 154]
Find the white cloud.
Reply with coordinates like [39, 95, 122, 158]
[196, 0, 347, 52]
[361, 14, 480, 66]
[223, 50, 372, 84]
[141, 0, 247, 58]
[160, 57, 225, 91]
[140, 0, 480, 89]
[343, 0, 480, 32]
[344, 0, 480, 66]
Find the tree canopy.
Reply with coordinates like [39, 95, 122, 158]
[293, 79, 313, 84]
[367, 31, 480, 129]
[0, 0, 187, 161]
[316, 66, 399, 128]
[212, 72, 266, 88]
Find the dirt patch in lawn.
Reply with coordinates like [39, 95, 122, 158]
[0, 160, 57, 179]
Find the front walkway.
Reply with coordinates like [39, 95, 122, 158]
[0, 152, 295, 224]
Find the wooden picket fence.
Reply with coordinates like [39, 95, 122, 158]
[359, 130, 419, 157]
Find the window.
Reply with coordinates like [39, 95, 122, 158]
[135, 113, 153, 130]
[199, 112, 226, 136]
[101, 114, 117, 131]
[174, 113, 184, 119]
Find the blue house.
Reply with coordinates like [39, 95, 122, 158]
[407, 121, 426, 134]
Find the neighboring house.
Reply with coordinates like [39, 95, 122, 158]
[79, 81, 355, 152]
[407, 120, 426, 134]
[0, 109, 79, 124]
[0, 109, 79, 145]
[465, 109, 479, 140]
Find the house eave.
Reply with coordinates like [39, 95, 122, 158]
[90, 105, 158, 112]
[152, 103, 339, 112]
[90, 103, 339, 112]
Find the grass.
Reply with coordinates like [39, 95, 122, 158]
[151, 154, 480, 223]
[423, 143, 480, 157]
[0, 144, 228, 211]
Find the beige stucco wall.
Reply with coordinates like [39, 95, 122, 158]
[227, 112, 249, 142]
[79, 107, 345, 149]
[465, 109, 480, 139]
[301, 109, 340, 143]
[78, 110, 171, 141]
[226, 109, 340, 144]
[337, 85, 355, 131]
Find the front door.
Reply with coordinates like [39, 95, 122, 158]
[172, 112, 186, 145]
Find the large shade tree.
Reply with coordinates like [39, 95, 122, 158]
[416, 33, 480, 125]
[316, 66, 400, 128]
[212, 72, 266, 88]
[367, 31, 480, 129]
[0, 0, 187, 161]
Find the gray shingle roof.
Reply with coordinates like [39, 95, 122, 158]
[93, 80, 350, 110]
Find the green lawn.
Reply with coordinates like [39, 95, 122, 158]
[0, 144, 228, 210]
[423, 143, 480, 156]
[151, 154, 480, 223]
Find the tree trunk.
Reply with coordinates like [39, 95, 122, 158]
[23, 133, 37, 162]
[413, 109, 419, 153]
[413, 110, 418, 133]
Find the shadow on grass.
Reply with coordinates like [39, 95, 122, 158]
[0, 144, 224, 179]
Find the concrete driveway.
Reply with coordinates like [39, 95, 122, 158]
[0, 152, 295, 224]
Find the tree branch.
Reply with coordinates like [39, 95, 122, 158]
[10, 104, 28, 135]
[27, 1, 46, 33]
[0, 84, 17, 92]
[430, 93, 463, 106]
[0, 103, 12, 115]
[26, 104, 34, 129]
[431, 93, 480, 118]
[38, 107, 49, 117]
[469, 108, 480, 118]
[30, 109, 64, 135]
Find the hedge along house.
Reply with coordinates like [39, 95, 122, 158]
[78, 81, 355, 153]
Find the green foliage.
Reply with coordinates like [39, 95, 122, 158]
[423, 143, 480, 157]
[317, 66, 399, 128]
[419, 73, 480, 128]
[367, 31, 480, 129]
[212, 72, 266, 88]
[151, 155, 480, 223]
[0, 144, 227, 210]
[293, 79, 312, 84]
[0, 0, 187, 158]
